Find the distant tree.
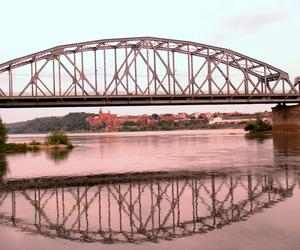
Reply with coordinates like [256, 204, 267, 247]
[7, 112, 94, 134]
[0, 118, 8, 145]
[122, 121, 137, 126]
[151, 113, 160, 120]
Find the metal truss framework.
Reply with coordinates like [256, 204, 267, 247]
[0, 37, 299, 107]
[0, 168, 296, 243]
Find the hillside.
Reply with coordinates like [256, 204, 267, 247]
[7, 112, 95, 134]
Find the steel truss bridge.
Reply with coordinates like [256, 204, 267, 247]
[0, 168, 296, 244]
[0, 37, 299, 108]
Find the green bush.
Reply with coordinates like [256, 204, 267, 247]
[46, 131, 70, 145]
[29, 140, 41, 145]
[2, 143, 28, 152]
[244, 120, 272, 133]
[244, 122, 256, 131]
[0, 119, 8, 145]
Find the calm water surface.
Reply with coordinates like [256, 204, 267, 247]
[1, 129, 300, 250]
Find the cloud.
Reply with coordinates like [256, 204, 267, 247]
[227, 12, 287, 32]
[208, 10, 288, 45]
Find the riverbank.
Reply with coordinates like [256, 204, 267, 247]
[8, 123, 245, 135]
[1, 131, 73, 153]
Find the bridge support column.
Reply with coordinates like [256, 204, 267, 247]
[272, 104, 300, 134]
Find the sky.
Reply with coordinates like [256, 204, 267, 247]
[0, 0, 299, 123]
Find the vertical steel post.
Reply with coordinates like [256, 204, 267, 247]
[187, 45, 191, 95]
[81, 49, 84, 96]
[58, 56, 62, 97]
[264, 66, 267, 94]
[52, 60, 56, 95]
[245, 60, 248, 94]
[31, 62, 34, 96]
[74, 53, 77, 96]
[172, 51, 175, 95]
[147, 45, 150, 95]
[34, 61, 37, 96]
[94, 49, 98, 94]
[134, 48, 138, 95]
[114, 48, 118, 95]
[226, 54, 230, 94]
[8, 67, 12, 96]
[207, 50, 212, 95]
[191, 55, 195, 95]
[103, 47, 107, 94]
[153, 49, 157, 95]
[167, 43, 171, 95]
[125, 43, 129, 94]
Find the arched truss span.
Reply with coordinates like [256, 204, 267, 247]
[0, 37, 299, 107]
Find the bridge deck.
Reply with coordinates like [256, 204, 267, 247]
[1, 94, 300, 107]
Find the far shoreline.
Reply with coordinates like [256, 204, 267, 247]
[7, 125, 247, 136]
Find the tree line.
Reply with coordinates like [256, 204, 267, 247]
[7, 112, 93, 134]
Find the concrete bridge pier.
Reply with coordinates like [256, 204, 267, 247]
[272, 104, 300, 134]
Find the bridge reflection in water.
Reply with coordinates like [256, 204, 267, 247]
[0, 168, 297, 244]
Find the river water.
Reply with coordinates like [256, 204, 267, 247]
[1, 129, 300, 250]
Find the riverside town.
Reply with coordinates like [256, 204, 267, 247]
[86, 108, 272, 131]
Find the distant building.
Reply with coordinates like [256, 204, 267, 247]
[117, 114, 154, 126]
[176, 112, 189, 120]
[86, 109, 272, 130]
[209, 117, 223, 124]
[159, 114, 175, 122]
[209, 113, 265, 125]
[190, 112, 206, 119]
[86, 109, 118, 130]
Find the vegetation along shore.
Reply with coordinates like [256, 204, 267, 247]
[6, 110, 272, 134]
[1, 119, 73, 153]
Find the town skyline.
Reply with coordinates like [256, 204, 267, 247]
[0, 105, 274, 123]
[7, 107, 272, 124]
[85, 108, 272, 131]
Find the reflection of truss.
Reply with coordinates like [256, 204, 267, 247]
[0, 170, 295, 244]
[0, 37, 299, 107]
